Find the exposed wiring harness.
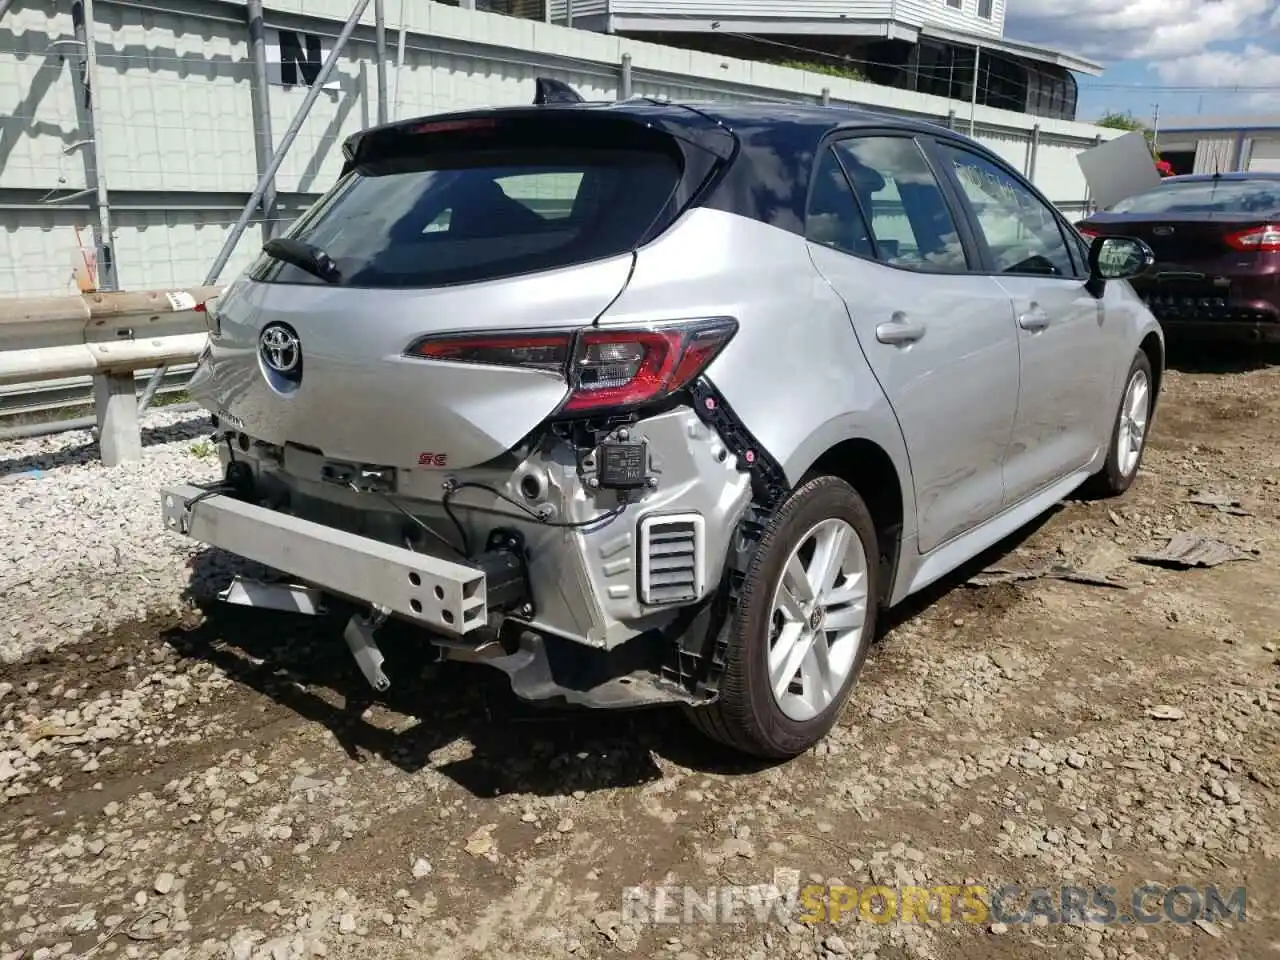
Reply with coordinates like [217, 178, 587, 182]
[349, 479, 625, 561]
[442, 480, 626, 559]
[209, 427, 624, 562]
[352, 481, 469, 559]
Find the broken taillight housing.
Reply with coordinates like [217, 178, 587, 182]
[1224, 224, 1280, 253]
[199, 295, 222, 337]
[406, 318, 738, 414]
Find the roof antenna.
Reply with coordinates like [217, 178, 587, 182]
[534, 77, 584, 105]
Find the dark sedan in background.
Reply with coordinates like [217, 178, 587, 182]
[1076, 172, 1280, 343]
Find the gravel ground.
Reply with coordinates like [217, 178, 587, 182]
[0, 409, 221, 662]
[0, 351, 1277, 960]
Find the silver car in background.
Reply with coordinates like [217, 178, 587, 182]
[163, 88, 1163, 759]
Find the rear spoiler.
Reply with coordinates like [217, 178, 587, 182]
[340, 77, 587, 176]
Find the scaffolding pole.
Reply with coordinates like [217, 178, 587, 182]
[246, 0, 279, 245]
[374, 0, 388, 124]
[70, 0, 117, 291]
[138, 0, 373, 414]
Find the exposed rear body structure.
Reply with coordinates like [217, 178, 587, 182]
[163, 89, 1164, 758]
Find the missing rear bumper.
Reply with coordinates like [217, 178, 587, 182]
[161, 483, 488, 635]
[440, 628, 715, 710]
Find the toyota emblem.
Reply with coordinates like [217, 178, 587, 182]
[259, 323, 301, 375]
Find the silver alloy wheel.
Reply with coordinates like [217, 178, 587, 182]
[1116, 367, 1150, 478]
[767, 517, 870, 722]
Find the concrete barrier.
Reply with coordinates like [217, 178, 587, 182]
[0, 286, 221, 465]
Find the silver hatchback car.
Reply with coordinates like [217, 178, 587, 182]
[163, 87, 1163, 759]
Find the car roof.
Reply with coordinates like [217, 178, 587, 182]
[1160, 171, 1280, 183]
[544, 97, 952, 136]
[349, 97, 963, 161]
[341, 96, 1012, 242]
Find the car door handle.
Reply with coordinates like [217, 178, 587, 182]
[1018, 306, 1050, 332]
[876, 315, 927, 345]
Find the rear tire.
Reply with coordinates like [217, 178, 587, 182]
[1082, 350, 1154, 498]
[685, 475, 880, 760]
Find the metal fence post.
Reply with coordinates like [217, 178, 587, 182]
[93, 368, 143, 464]
[391, 0, 407, 120]
[1027, 122, 1040, 180]
[619, 52, 632, 100]
[946, 108, 956, 130]
[374, 0, 388, 124]
[820, 87, 830, 106]
[75, 0, 145, 463]
[246, 0, 279, 245]
[138, 0, 373, 416]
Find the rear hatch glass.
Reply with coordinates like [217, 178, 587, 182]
[1109, 178, 1280, 216]
[250, 116, 687, 289]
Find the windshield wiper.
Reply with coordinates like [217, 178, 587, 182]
[262, 237, 342, 283]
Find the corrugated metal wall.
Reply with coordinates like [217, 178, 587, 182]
[0, 0, 1114, 298]
[1192, 137, 1237, 175]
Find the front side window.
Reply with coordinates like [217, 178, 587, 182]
[832, 136, 969, 273]
[940, 144, 1076, 277]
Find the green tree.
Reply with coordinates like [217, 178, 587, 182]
[1096, 110, 1161, 160]
[775, 59, 867, 82]
[1096, 111, 1146, 132]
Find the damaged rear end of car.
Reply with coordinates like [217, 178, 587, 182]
[162, 97, 763, 710]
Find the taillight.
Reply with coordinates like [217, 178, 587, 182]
[1076, 225, 1099, 241]
[1224, 224, 1280, 252]
[406, 318, 738, 414]
[408, 332, 572, 373]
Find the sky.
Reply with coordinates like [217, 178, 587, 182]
[1003, 0, 1280, 124]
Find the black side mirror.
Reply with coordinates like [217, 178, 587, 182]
[1085, 235, 1155, 298]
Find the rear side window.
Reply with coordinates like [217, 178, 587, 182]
[832, 137, 969, 273]
[805, 147, 875, 258]
[1109, 178, 1280, 215]
[254, 134, 683, 288]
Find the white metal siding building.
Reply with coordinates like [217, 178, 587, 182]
[0, 0, 1120, 299]
[534, 0, 1100, 122]
[1156, 116, 1280, 175]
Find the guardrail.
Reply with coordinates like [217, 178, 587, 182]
[0, 365, 196, 420]
[0, 286, 220, 465]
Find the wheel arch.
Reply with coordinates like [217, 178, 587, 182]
[1139, 328, 1164, 412]
[798, 436, 911, 607]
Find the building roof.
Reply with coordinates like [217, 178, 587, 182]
[1158, 114, 1280, 134]
[918, 24, 1104, 76]
[606, 12, 1103, 76]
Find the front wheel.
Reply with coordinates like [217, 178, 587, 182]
[1083, 350, 1155, 498]
[684, 475, 880, 760]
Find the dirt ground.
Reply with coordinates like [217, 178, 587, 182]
[1, 345, 1278, 960]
